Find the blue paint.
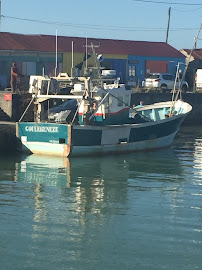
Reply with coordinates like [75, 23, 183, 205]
[102, 59, 127, 83]
[128, 55, 186, 85]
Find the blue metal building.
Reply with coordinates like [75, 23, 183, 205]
[0, 32, 186, 89]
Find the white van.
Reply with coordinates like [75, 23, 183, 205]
[195, 69, 202, 91]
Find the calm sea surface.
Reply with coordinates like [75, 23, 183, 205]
[0, 126, 202, 270]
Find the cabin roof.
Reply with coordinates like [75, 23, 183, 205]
[0, 32, 185, 58]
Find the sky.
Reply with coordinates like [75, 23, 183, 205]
[1, 0, 202, 50]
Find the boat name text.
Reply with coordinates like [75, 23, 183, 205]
[25, 126, 59, 133]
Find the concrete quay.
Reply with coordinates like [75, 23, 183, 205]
[0, 122, 18, 153]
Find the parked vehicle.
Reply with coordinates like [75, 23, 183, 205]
[195, 69, 202, 91]
[142, 73, 188, 92]
[101, 70, 116, 79]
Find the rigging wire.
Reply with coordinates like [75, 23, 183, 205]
[172, 7, 202, 12]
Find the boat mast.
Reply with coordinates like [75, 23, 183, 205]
[86, 37, 88, 72]
[55, 28, 58, 77]
[71, 40, 74, 77]
[84, 42, 102, 85]
[90, 43, 102, 82]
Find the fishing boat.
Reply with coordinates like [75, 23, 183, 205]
[16, 44, 192, 157]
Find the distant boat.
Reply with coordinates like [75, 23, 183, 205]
[16, 44, 192, 157]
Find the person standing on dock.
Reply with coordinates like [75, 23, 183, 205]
[10, 62, 19, 93]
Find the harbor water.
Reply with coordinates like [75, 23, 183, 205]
[0, 126, 202, 270]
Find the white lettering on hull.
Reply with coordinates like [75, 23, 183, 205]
[25, 126, 59, 133]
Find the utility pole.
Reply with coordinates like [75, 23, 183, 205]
[166, 7, 171, 43]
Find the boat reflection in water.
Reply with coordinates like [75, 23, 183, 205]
[193, 138, 202, 179]
[13, 149, 184, 220]
[16, 148, 183, 188]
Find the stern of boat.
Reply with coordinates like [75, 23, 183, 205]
[16, 122, 72, 157]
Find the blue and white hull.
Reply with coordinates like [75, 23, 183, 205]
[17, 100, 190, 157]
[71, 114, 185, 156]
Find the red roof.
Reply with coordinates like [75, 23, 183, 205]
[0, 32, 184, 58]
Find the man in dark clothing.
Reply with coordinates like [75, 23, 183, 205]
[10, 62, 19, 93]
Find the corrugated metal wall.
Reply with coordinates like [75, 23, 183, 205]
[128, 55, 186, 86]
